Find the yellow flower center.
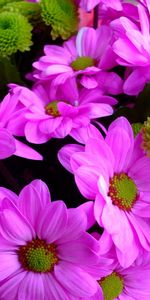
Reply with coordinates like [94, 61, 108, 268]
[71, 56, 95, 71]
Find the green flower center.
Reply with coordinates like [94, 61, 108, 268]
[18, 239, 58, 273]
[108, 173, 138, 211]
[141, 117, 150, 156]
[45, 100, 60, 117]
[71, 56, 95, 71]
[99, 272, 124, 300]
[132, 122, 143, 137]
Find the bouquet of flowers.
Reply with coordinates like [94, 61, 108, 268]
[0, 0, 150, 299]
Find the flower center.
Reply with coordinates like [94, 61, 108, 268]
[71, 56, 95, 71]
[18, 239, 58, 273]
[141, 117, 150, 156]
[108, 173, 138, 211]
[45, 100, 60, 117]
[99, 272, 124, 300]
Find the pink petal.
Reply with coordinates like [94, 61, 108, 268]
[43, 273, 70, 300]
[58, 144, 84, 173]
[74, 165, 99, 199]
[0, 271, 26, 300]
[18, 272, 45, 300]
[0, 203, 35, 244]
[55, 261, 97, 297]
[70, 124, 103, 144]
[37, 201, 68, 243]
[57, 208, 87, 244]
[14, 139, 43, 160]
[25, 121, 50, 144]
[129, 156, 150, 192]
[106, 127, 131, 173]
[0, 129, 15, 159]
[18, 180, 50, 228]
[0, 253, 20, 281]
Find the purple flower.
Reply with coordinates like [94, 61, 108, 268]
[33, 26, 115, 89]
[79, 0, 122, 12]
[0, 128, 16, 159]
[0, 92, 42, 160]
[80, 241, 150, 300]
[0, 179, 100, 300]
[58, 117, 150, 267]
[112, 4, 150, 95]
[8, 80, 116, 144]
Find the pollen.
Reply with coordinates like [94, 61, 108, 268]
[18, 239, 58, 273]
[108, 173, 138, 211]
[45, 100, 60, 117]
[71, 56, 95, 71]
[141, 117, 150, 157]
[99, 271, 124, 300]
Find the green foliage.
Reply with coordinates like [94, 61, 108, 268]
[2, 1, 41, 24]
[0, 0, 20, 9]
[0, 11, 33, 57]
[40, 0, 78, 40]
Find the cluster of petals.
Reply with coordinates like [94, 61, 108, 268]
[58, 116, 150, 267]
[0, 91, 42, 161]
[0, 128, 16, 159]
[6, 81, 117, 144]
[79, 0, 123, 12]
[33, 26, 118, 90]
[112, 4, 150, 95]
[0, 179, 101, 300]
[80, 239, 150, 300]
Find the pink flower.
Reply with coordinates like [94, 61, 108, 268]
[8, 80, 116, 144]
[0, 128, 16, 159]
[33, 26, 115, 89]
[58, 117, 150, 267]
[79, 0, 122, 12]
[80, 241, 150, 300]
[0, 91, 42, 160]
[112, 4, 150, 95]
[0, 179, 100, 300]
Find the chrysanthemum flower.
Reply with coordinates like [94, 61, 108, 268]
[58, 116, 150, 267]
[8, 80, 116, 144]
[33, 26, 115, 89]
[112, 4, 150, 95]
[0, 128, 16, 159]
[0, 179, 100, 299]
[0, 91, 42, 160]
[80, 244, 150, 300]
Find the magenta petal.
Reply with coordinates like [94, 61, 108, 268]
[0, 204, 34, 244]
[74, 166, 99, 199]
[0, 129, 15, 159]
[106, 127, 132, 172]
[57, 208, 87, 244]
[25, 121, 50, 144]
[14, 139, 43, 160]
[58, 144, 83, 173]
[77, 201, 95, 230]
[102, 203, 138, 266]
[55, 261, 97, 297]
[18, 272, 45, 300]
[70, 124, 103, 144]
[54, 118, 72, 138]
[37, 201, 68, 243]
[18, 180, 50, 228]
[0, 253, 20, 281]
[43, 273, 70, 300]
[128, 156, 150, 192]
[0, 271, 26, 300]
[57, 239, 99, 265]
